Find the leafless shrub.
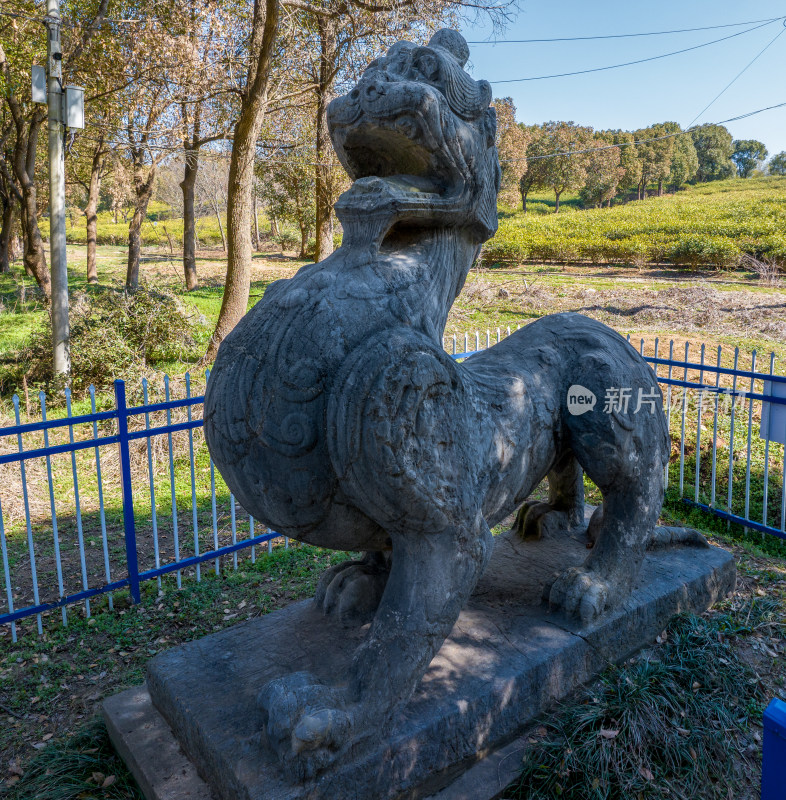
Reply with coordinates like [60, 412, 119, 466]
[741, 254, 784, 286]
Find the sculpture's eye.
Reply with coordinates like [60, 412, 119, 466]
[414, 54, 439, 82]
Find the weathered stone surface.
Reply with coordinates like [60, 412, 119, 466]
[103, 685, 216, 800]
[201, 27, 697, 778]
[138, 530, 734, 800]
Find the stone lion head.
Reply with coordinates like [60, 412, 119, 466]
[328, 29, 501, 243]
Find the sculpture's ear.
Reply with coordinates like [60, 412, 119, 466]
[484, 106, 497, 149]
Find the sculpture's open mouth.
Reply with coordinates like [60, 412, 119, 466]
[332, 114, 463, 204]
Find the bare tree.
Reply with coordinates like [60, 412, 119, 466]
[0, 0, 110, 298]
[205, 0, 281, 359]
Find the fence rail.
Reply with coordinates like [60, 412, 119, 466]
[1, 326, 784, 640]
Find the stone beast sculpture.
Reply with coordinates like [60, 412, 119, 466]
[203, 29, 697, 780]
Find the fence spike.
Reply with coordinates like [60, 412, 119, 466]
[185, 373, 201, 582]
[65, 388, 90, 618]
[12, 394, 42, 634]
[40, 391, 67, 626]
[89, 384, 112, 611]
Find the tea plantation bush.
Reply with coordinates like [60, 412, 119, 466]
[484, 176, 786, 269]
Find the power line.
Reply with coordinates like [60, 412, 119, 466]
[491, 19, 778, 84]
[467, 16, 785, 44]
[685, 25, 786, 129]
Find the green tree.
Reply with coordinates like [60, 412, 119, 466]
[769, 152, 786, 175]
[541, 121, 593, 213]
[579, 135, 623, 208]
[258, 109, 316, 258]
[518, 125, 549, 212]
[667, 131, 698, 191]
[691, 124, 735, 182]
[731, 139, 768, 178]
[634, 123, 676, 198]
[607, 130, 642, 198]
[494, 97, 528, 206]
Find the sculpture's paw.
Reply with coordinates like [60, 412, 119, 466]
[314, 554, 390, 626]
[258, 672, 353, 781]
[515, 502, 583, 541]
[546, 567, 614, 624]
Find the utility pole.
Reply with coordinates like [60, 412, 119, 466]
[45, 0, 70, 376]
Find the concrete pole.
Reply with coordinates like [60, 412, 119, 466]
[46, 0, 70, 376]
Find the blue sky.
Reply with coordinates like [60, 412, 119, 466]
[459, 0, 786, 159]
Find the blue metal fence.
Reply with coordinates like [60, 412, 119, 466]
[0, 376, 285, 642]
[1, 327, 785, 640]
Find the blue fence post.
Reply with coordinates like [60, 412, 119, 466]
[115, 380, 141, 605]
[763, 698, 786, 800]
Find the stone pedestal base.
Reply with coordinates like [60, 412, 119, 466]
[104, 530, 735, 800]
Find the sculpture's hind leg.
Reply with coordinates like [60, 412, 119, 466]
[547, 386, 667, 624]
[514, 450, 585, 540]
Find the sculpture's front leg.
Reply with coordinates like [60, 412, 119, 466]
[259, 518, 493, 780]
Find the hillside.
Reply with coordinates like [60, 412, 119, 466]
[484, 177, 786, 270]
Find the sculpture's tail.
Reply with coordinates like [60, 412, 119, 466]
[647, 525, 709, 550]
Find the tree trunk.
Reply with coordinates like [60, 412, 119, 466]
[85, 144, 104, 284]
[270, 209, 279, 237]
[14, 113, 51, 299]
[205, 0, 280, 360]
[657, 179, 663, 197]
[253, 187, 260, 250]
[314, 16, 336, 263]
[126, 167, 156, 289]
[0, 202, 12, 273]
[554, 190, 562, 213]
[521, 190, 528, 213]
[181, 148, 199, 290]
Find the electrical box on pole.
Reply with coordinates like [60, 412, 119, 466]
[31, 65, 47, 103]
[64, 86, 84, 129]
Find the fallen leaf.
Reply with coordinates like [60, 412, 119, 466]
[599, 729, 619, 739]
[42, 733, 53, 741]
[5, 775, 19, 787]
[91, 771, 105, 784]
[101, 775, 116, 788]
[638, 766, 654, 781]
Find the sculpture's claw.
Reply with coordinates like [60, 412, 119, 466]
[258, 671, 354, 780]
[292, 708, 350, 753]
[314, 553, 390, 626]
[547, 567, 611, 624]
